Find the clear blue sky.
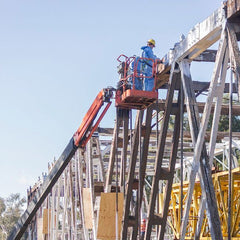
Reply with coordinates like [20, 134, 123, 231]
[0, 0, 222, 199]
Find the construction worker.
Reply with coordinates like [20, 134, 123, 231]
[141, 39, 161, 91]
[141, 218, 146, 239]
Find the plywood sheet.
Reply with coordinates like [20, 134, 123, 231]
[97, 192, 124, 240]
[83, 188, 93, 229]
[42, 209, 51, 234]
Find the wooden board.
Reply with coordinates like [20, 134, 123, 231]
[37, 218, 44, 240]
[42, 209, 51, 234]
[97, 193, 124, 240]
[159, 193, 164, 215]
[156, 63, 171, 89]
[83, 188, 93, 229]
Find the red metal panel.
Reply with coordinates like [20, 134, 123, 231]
[116, 89, 158, 110]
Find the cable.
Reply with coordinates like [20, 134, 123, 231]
[115, 108, 119, 240]
[228, 62, 233, 240]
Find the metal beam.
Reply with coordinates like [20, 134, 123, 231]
[180, 47, 225, 239]
[195, 26, 229, 239]
[145, 63, 181, 240]
[121, 111, 142, 239]
[158, 87, 181, 240]
[105, 122, 118, 192]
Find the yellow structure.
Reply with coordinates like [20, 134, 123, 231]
[167, 167, 240, 239]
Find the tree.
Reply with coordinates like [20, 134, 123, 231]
[207, 114, 240, 132]
[0, 194, 26, 240]
[218, 93, 240, 132]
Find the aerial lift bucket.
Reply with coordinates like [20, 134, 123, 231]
[115, 54, 158, 110]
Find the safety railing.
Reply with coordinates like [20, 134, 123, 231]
[117, 55, 158, 92]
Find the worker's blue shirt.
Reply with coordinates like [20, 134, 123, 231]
[141, 46, 159, 71]
[141, 45, 159, 91]
[141, 46, 158, 60]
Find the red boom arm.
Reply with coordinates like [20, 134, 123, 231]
[73, 88, 112, 147]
